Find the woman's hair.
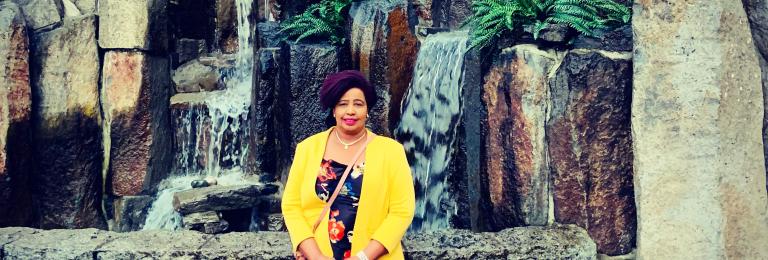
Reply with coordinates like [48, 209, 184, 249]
[319, 70, 377, 110]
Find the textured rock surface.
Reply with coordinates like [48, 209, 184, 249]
[251, 48, 281, 181]
[481, 45, 555, 229]
[102, 51, 172, 196]
[278, 43, 340, 182]
[0, 225, 596, 259]
[0, 2, 34, 227]
[71, 0, 95, 14]
[99, 0, 168, 51]
[29, 14, 104, 229]
[572, 25, 633, 52]
[11, 0, 63, 30]
[548, 50, 634, 255]
[413, 0, 472, 29]
[172, 184, 277, 214]
[174, 38, 207, 67]
[256, 22, 281, 49]
[348, 1, 418, 135]
[743, 0, 768, 196]
[113, 195, 153, 232]
[173, 59, 222, 93]
[633, 1, 768, 258]
[96, 230, 211, 259]
[405, 225, 597, 259]
[3, 228, 116, 259]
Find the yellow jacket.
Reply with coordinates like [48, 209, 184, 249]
[281, 128, 415, 260]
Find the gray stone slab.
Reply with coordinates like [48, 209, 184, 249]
[96, 230, 210, 259]
[3, 228, 116, 260]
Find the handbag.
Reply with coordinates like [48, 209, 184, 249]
[295, 133, 375, 259]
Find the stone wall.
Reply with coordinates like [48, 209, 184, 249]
[0, 224, 596, 259]
[632, 0, 768, 258]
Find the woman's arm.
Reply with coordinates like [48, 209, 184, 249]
[281, 143, 321, 254]
[365, 144, 416, 258]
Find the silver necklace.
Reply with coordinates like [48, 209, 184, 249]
[335, 129, 366, 150]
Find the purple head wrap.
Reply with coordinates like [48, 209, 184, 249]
[319, 70, 376, 110]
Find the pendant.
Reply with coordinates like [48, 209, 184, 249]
[344, 145, 349, 150]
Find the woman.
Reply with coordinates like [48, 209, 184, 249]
[281, 70, 415, 260]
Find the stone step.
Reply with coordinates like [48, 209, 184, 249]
[172, 183, 279, 215]
[0, 224, 597, 259]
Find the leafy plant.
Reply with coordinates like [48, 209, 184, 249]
[279, 0, 353, 45]
[464, 0, 631, 50]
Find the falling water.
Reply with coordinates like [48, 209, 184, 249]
[143, 0, 255, 230]
[395, 31, 469, 232]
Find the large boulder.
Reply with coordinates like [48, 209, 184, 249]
[481, 44, 555, 229]
[113, 195, 153, 232]
[413, 0, 472, 29]
[277, 43, 340, 183]
[743, 0, 768, 196]
[102, 51, 172, 196]
[11, 0, 63, 31]
[172, 183, 277, 214]
[348, 1, 418, 135]
[548, 50, 634, 255]
[0, 2, 34, 227]
[172, 58, 224, 93]
[29, 14, 104, 229]
[251, 48, 281, 181]
[98, 0, 168, 51]
[633, 1, 768, 259]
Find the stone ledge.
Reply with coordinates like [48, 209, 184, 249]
[0, 224, 596, 259]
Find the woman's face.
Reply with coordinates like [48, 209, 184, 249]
[333, 87, 368, 134]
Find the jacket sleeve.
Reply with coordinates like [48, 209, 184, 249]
[281, 142, 314, 252]
[371, 143, 416, 253]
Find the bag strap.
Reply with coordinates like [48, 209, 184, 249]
[312, 133, 375, 232]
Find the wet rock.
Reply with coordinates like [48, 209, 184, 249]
[403, 224, 596, 259]
[113, 195, 154, 232]
[96, 230, 210, 259]
[413, 0, 471, 29]
[182, 211, 220, 227]
[174, 38, 207, 67]
[172, 184, 276, 214]
[172, 59, 223, 93]
[278, 43, 340, 182]
[256, 0, 280, 22]
[481, 45, 555, 229]
[633, 1, 768, 258]
[743, 0, 768, 196]
[0, 227, 38, 258]
[548, 50, 634, 255]
[215, 0, 236, 53]
[572, 25, 633, 52]
[98, 0, 168, 51]
[11, 0, 63, 31]
[102, 51, 172, 196]
[348, 1, 418, 135]
[170, 90, 250, 175]
[256, 22, 281, 48]
[0, 2, 34, 227]
[3, 228, 116, 259]
[251, 48, 281, 181]
[169, 0, 215, 53]
[30, 14, 104, 229]
[203, 220, 229, 234]
[266, 213, 286, 232]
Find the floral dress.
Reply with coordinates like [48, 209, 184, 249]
[316, 159, 364, 260]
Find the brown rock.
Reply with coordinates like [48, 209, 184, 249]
[30, 14, 104, 229]
[172, 184, 266, 214]
[548, 50, 634, 255]
[633, 0, 768, 258]
[98, 0, 168, 51]
[348, 1, 418, 135]
[0, 2, 34, 227]
[481, 45, 555, 229]
[102, 51, 172, 196]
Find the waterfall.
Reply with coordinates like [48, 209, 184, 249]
[395, 31, 469, 232]
[143, 0, 255, 231]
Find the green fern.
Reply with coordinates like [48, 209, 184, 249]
[465, 0, 631, 50]
[279, 0, 353, 45]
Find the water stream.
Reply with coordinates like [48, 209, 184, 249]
[143, 0, 255, 231]
[395, 31, 469, 232]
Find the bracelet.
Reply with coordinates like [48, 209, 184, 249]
[356, 251, 370, 260]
